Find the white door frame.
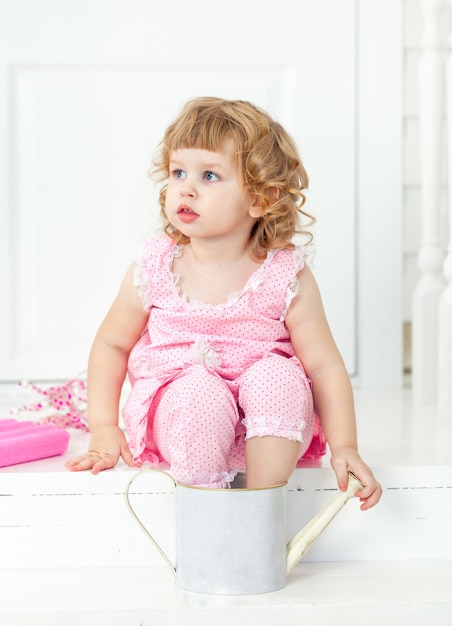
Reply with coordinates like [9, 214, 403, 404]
[357, 0, 403, 387]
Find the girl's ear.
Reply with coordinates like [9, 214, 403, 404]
[248, 187, 279, 218]
[248, 194, 262, 219]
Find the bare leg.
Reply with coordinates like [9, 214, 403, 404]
[238, 355, 315, 488]
[245, 436, 301, 488]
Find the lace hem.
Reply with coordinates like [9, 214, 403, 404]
[169, 245, 277, 310]
[177, 469, 238, 489]
[242, 414, 306, 443]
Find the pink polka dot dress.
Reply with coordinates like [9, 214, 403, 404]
[122, 236, 325, 487]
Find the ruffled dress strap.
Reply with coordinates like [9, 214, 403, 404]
[279, 246, 307, 321]
[133, 236, 177, 311]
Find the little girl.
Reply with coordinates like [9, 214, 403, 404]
[66, 97, 381, 509]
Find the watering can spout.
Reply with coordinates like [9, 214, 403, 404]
[286, 472, 363, 574]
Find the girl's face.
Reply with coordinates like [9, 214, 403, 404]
[165, 141, 259, 245]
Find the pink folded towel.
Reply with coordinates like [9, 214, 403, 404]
[0, 418, 70, 468]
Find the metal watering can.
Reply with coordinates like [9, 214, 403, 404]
[125, 469, 362, 595]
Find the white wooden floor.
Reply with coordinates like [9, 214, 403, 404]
[1, 561, 451, 626]
[1, 384, 451, 626]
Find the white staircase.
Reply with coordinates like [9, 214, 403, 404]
[0, 387, 451, 625]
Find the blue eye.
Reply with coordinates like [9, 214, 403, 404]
[172, 169, 186, 179]
[204, 171, 220, 182]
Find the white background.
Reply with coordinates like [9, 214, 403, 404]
[0, 0, 403, 386]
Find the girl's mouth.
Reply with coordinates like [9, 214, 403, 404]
[177, 205, 199, 223]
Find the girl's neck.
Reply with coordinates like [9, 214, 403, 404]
[187, 237, 251, 267]
[172, 239, 264, 306]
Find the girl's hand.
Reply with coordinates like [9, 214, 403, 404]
[330, 446, 382, 510]
[64, 425, 141, 474]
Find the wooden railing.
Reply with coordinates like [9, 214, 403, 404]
[439, 0, 452, 417]
[413, 0, 451, 418]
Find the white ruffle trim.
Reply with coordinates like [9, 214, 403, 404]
[279, 246, 304, 321]
[180, 469, 238, 489]
[190, 337, 222, 370]
[242, 414, 306, 443]
[169, 247, 276, 310]
[133, 254, 152, 311]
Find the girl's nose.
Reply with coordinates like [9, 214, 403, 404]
[179, 176, 197, 198]
[180, 184, 196, 198]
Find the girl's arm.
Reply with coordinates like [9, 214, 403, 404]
[285, 264, 382, 510]
[65, 263, 149, 474]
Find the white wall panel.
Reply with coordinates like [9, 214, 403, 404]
[0, 0, 404, 385]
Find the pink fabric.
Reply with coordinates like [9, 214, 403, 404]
[0, 419, 70, 468]
[122, 236, 326, 484]
[151, 357, 316, 487]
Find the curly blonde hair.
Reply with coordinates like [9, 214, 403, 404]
[151, 97, 315, 258]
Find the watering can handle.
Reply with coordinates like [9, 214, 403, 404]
[124, 468, 177, 579]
